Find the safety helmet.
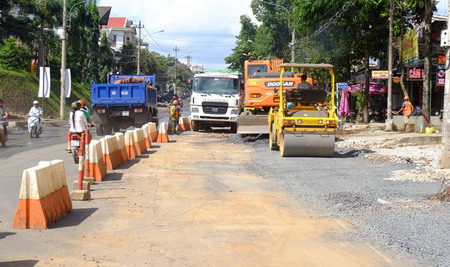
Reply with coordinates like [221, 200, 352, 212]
[33, 100, 39, 105]
[71, 101, 81, 109]
[286, 102, 294, 109]
[404, 96, 409, 100]
[173, 100, 179, 105]
[79, 99, 86, 107]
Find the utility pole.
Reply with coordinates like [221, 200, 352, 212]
[440, 0, 450, 168]
[386, 0, 394, 131]
[60, 0, 67, 120]
[173, 46, 179, 93]
[290, 29, 296, 63]
[136, 21, 144, 75]
[186, 54, 192, 67]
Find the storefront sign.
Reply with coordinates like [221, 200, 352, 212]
[372, 70, 389, 79]
[402, 28, 419, 65]
[436, 69, 445, 86]
[336, 82, 349, 89]
[407, 67, 424, 80]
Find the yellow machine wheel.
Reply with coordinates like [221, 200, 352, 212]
[279, 133, 287, 157]
[269, 124, 279, 150]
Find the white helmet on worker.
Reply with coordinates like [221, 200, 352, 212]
[33, 100, 39, 105]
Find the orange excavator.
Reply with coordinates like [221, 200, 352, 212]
[238, 59, 311, 135]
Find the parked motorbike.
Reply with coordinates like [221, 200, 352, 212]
[0, 121, 7, 147]
[28, 116, 43, 138]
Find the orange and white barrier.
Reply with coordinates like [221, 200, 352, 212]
[149, 122, 158, 142]
[156, 123, 169, 143]
[141, 124, 152, 150]
[115, 133, 128, 165]
[13, 160, 72, 229]
[87, 140, 106, 182]
[177, 117, 191, 131]
[133, 129, 147, 154]
[125, 130, 138, 160]
[101, 136, 121, 170]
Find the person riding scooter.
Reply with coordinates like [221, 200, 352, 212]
[28, 100, 43, 136]
[67, 101, 90, 152]
[0, 98, 9, 137]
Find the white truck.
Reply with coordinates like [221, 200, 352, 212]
[190, 72, 242, 132]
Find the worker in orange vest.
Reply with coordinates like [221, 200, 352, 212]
[396, 96, 415, 132]
[169, 99, 181, 134]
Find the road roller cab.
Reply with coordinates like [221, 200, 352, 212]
[268, 63, 338, 157]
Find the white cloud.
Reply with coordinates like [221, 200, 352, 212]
[98, 0, 255, 69]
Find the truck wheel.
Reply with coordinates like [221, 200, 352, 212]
[103, 124, 112, 135]
[96, 125, 105, 136]
[230, 123, 237, 133]
[192, 121, 199, 132]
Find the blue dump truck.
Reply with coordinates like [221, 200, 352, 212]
[91, 74, 158, 136]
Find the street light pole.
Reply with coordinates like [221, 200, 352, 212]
[60, 0, 67, 120]
[386, 0, 394, 131]
[173, 46, 179, 94]
[136, 21, 144, 75]
[440, 0, 450, 168]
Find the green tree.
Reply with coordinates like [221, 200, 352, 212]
[225, 15, 257, 71]
[66, 0, 102, 83]
[251, 0, 292, 60]
[0, 38, 33, 71]
[98, 32, 113, 81]
[117, 43, 137, 74]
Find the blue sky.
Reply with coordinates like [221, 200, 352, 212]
[98, 0, 255, 70]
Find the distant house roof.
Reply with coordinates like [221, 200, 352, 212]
[106, 17, 127, 28]
[98, 6, 111, 26]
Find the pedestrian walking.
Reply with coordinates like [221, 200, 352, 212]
[396, 96, 415, 132]
[169, 99, 181, 135]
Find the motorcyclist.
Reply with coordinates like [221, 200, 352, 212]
[28, 100, 43, 135]
[66, 101, 89, 152]
[0, 98, 10, 137]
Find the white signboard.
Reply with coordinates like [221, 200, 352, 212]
[38, 67, 51, 98]
[64, 68, 71, 98]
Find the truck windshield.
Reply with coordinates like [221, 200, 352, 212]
[193, 77, 239, 94]
[247, 65, 268, 78]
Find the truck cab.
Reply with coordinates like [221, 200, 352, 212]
[190, 72, 242, 132]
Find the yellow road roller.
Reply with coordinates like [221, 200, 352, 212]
[268, 63, 338, 157]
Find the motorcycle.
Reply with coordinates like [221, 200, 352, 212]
[70, 132, 83, 164]
[0, 121, 7, 147]
[70, 130, 92, 164]
[28, 116, 43, 138]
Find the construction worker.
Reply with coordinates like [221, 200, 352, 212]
[298, 74, 313, 90]
[396, 96, 415, 132]
[169, 99, 181, 135]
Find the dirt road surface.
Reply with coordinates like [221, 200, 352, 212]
[1, 131, 396, 266]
